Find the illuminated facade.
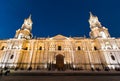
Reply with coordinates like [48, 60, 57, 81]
[0, 13, 120, 71]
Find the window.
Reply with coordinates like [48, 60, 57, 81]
[111, 55, 115, 60]
[10, 55, 14, 59]
[1, 46, 4, 50]
[58, 46, 61, 50]
[78, 46, 81, 50]
[94, 46, 97, 50]
[23, 47, 28, 50]
[39, 46, 42, 50]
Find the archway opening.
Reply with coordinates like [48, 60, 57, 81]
[56, 54, 64, 70]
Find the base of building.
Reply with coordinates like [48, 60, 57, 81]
[1, 70, 120, 76]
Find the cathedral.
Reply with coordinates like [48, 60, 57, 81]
[0, 12, 120, 71]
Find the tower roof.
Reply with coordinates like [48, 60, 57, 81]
[89, 12, 96, 18]
[21, 14, 33, 31]
[88, 12, 102, 29]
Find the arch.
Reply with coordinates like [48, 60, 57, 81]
[56, 54, 64, 70]
[100, 31, 106, 38]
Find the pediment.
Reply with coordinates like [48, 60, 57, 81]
[52, 34, 68, 40]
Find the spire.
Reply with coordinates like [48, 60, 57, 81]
[89, 12, 110, 38]
[27, 14, 33, 24]
[29, 14, 31, 19]
[89, 12, 96, 20]
[88, 12, 102, 29]
[89, 12, 94, 18]
[15, 14, 33, 39]
[21, 14, 33, 31]
[28, 14, 32, 23]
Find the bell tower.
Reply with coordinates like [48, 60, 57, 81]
[15, 15, 33, 39]
[89, 12, 110, 38]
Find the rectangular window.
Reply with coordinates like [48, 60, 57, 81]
[78, 46, 81, 50]
[58, 46, 61, 50]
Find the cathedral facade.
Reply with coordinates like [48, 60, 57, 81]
[0, 13, 120, 71]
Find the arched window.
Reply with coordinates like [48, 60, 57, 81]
[10, 55, 14, 59]
[111, 55, 115, 60]
[78, 46, 81, 50]
[100, 31, 106, 38]
[39, 46, 42, 50]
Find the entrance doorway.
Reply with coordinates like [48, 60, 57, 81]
[56, 54, 64, 70]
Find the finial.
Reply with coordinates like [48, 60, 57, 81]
[89, 12, 93, 17]
[29, 14, 32, 19]
[27, 14, 33, 24]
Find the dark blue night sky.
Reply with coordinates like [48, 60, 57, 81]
[0, 0, 120, 38]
